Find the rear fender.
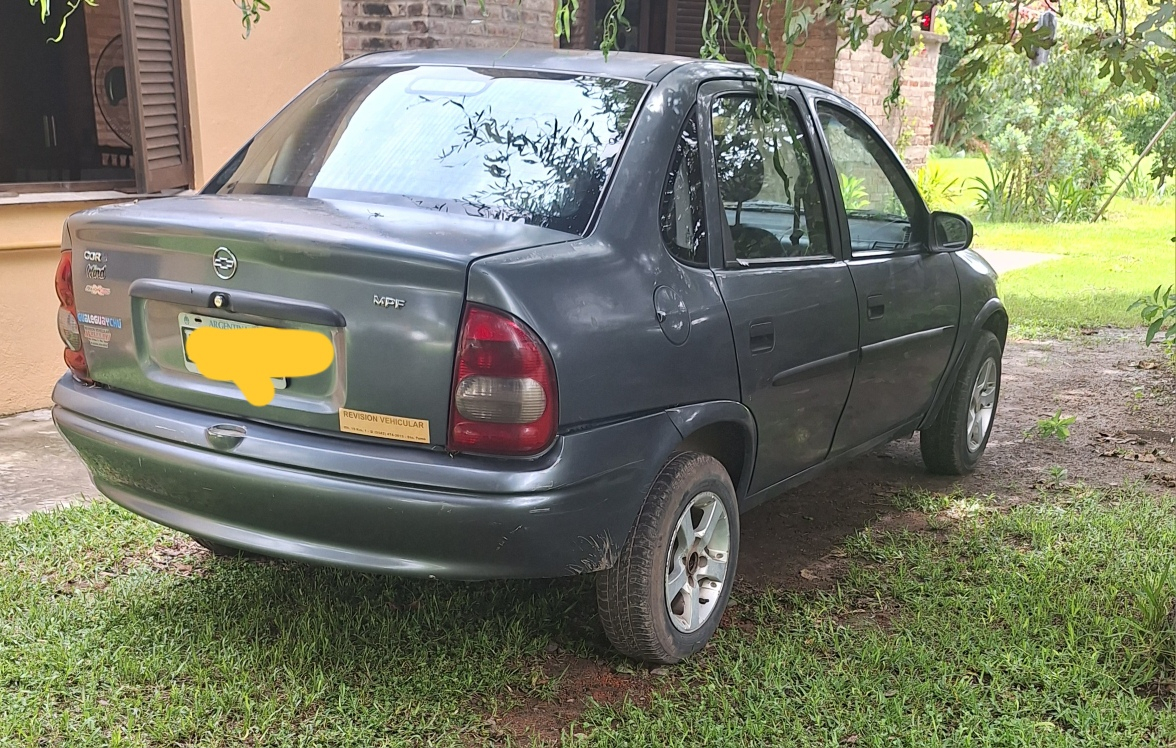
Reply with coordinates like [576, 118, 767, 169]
[665, 401, 757, 504]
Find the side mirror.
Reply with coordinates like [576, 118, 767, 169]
[930, 211, 973, 252]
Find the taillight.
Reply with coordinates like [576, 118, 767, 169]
[55, 250, 91, 383]
[448, 304, 557, 456]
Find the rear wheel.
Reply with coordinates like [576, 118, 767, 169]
[921, 330, 1003, 475]
[596, 452, 739, 664]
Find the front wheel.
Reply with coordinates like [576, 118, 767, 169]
[596, 452, 739, 664]
[920, 330, 1003, 475]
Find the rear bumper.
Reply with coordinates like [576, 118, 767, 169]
[52, 376, 679, 579]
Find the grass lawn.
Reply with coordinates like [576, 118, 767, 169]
[6, 489, 1176, 746]
[927, 157, 1176, 338]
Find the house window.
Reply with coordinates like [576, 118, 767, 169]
[562, 0, 755, 60]
[0, 0, 192, 194]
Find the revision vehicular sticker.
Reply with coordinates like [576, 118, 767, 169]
[82, 326, 112, 349]
[77, 313, 122, 329]
[339, 408, 430, 444]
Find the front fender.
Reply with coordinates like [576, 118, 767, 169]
[920, 297, 1007, 429]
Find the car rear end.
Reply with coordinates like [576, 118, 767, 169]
[51, 59, 670, 578]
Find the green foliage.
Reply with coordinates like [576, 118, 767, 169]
[915, 162, 963, 211]
[838, 173, 869, 211]
[971, 156, 1024, 222]
[971, 40, 1129, 223]
[1035, 410, 1077, 441]
[1043, 175, 1108, 222]
[1121, 77, 1176, 191]
[233, 0, 271, 37]
[1122, 162, 1167, 202]
[1130, 285, 1176, 344]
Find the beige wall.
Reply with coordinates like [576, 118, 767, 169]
[181, 0, 343, 186]
[0, 201, 125, 416]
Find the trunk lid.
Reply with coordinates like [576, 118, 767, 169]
[67, 194, 572, 447]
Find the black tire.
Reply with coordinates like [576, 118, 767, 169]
[920, 330, 1003, 475]
[596, 452, 739, 664]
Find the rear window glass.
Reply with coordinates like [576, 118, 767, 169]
[205, 66, 649, 234]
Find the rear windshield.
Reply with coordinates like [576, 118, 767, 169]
[205, 66, 649, 234]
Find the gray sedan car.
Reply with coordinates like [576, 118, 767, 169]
[52, 49, 1005, 663]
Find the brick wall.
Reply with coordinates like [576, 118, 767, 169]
[342, 0, 554, 58]
[829, 28, 943, 168]
[775, 16, 837, 88]
[895, 33, 943, 168]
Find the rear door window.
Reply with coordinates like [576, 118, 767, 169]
[711, 95, 831, 262]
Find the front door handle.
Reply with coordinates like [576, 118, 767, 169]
[749, 320, 774, 353]
[867, 294, 886, 320]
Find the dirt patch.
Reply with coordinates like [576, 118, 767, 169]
[492, 654, 657, 745]
[736, 331, 1175, 589]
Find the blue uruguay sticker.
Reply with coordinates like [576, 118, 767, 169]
[77, 313, 123, 330]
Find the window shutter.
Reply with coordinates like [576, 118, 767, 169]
[121, 0, 192, 193]
[666, 0, 755, 62]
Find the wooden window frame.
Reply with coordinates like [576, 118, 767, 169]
[0, 0, 193, 195]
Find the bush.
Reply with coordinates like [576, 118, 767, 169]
[966, 36, 1129, 222]
[915, 163, 964, 211]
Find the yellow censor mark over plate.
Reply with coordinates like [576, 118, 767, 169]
[339, 408, 431, 444]
[185, 327, 335, 407]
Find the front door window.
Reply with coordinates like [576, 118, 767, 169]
[817, 103, 923, 255]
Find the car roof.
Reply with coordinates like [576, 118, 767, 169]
[338, 48, 837, 94]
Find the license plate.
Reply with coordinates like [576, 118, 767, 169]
[179, 313, 288, 389]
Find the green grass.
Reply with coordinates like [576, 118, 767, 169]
[927, 157, 1176, 337]
[5, 488, 1176, 746]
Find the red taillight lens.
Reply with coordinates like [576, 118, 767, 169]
[448, 305, 557, 456]
[55, 250, 91, 382]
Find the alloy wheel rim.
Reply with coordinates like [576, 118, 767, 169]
[665, 491, 731, 634]
[966, 357, 998, 453]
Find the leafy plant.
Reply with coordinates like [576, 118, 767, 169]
[915, 163, 963, 212]
[1043, 176, 1107, 223]
[839, 173, 869, 211]
[970, 157, 1022, 223]
[1125, 560, 1176, 676]
[1036, 410, 1077, 441]
[1130, 285, 1176, 345]
[1121, 78, 1176, 193]
[1120, 166, 1163, 203]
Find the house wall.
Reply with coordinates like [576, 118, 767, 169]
[341, 0, 555, 58]
[181, 0, 344, 186]
[0, 198, 124, 415]
[830, 29, 944, 167]
[772, 15, 838, 88]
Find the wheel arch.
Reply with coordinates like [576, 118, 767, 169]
[664, 401, 757, 505]
[921, 298, 1008, 429]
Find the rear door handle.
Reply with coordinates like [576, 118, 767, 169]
[749, 320, 774, 353]
[867, 294, 886, 320]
